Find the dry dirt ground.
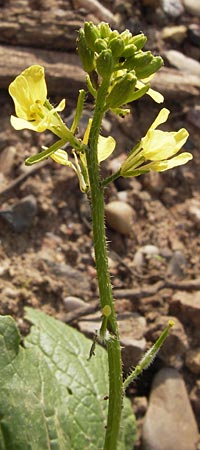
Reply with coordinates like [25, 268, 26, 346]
[0, 1, 200, 447]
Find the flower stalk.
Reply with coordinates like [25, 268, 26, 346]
[85, 78, 123, 450]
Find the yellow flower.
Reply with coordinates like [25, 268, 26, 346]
[120, 108, 192, 177]
[9, 65, 65, 133]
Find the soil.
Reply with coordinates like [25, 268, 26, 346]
[0, 1, 200, 448]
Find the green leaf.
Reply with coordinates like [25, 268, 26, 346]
[0, 309, 136, 450]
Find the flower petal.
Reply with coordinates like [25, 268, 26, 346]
[98, 135, 116, 162]
[150, 108, 169, 130]
[149, 152, 193, 171]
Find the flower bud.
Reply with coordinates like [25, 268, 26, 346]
[130, 33, 147, 50]
[94, 38, 107, 53]
[135, 56, 163, 79]
[122, 44, 137, 58]
[96, 49, 114, 78]
[123, 51, 153, 70]
[77, 29, 95, 73]
[108, 37, 125, 57]
[106, 72, 137, 109]
[84, 22, 100, 51]
[98, 22, 111, 39]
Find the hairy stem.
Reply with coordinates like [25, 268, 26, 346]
[86, 78, 123, 450]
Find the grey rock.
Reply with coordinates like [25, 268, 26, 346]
[142, 368, 199, 450]
[167, 250, 187, 277]
[165, 49, 200, 75]
[169, 291, 200, 328]
[161, 0, 184, 18]
[0, 195, 37, 232]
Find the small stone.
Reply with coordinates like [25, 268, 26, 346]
[0, 195, 37, 232]
[142, 368, 199, 450]
[167, 250, 187, 277]
[161, 25, 187, 44]
[169, 291, 200, 328]
[118, 312, 147, 369]
[63, 296, 86, 312]
[165, 50, 200, 76]
[105, 201, 135, 235]
[185, 349, 200, 374]
[161, 0, 184, 18]
[183, 0, 200, 17]
[0, 146, 16, 176]
[188, 24, 200, 47]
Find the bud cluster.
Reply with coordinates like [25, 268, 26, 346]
[77, 22, 163, 110]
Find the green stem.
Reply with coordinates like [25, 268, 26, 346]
[85, 79, 123, 450]
[101, 169, 121, 188]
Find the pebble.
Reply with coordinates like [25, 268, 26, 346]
[169, 291, 200, 328]
[165, 49, 200, 76]
[185, 349, 200, 374]
[145, 316, 188, 368]
[142, 368, 199, 450]
[167, 250, 187, 277]
[188, 24, 200, 47]
[183, 0, 200, 17]
[161, 25, 187, 44]
[105, 200, 135, 235]
[118, 312, 147, 369]
[63, 296, 86, 312]
[0, 146, 16, 175]
[0, 195, 37, 232]
[161, 0, 184, 18]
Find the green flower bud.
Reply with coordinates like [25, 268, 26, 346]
[120, 29, 133, 44]
[108, 37, 125, 57]
[106, 73, 137, 109]
[98, 22, 111, 39]
[84, 22, 100, 51]
[135, 56, 163, 79]
[108, 30, 119, 42]
[123, 51, 153, 70]
[94, 38, 107, 53]
[122, 44, 137, 58]
[130, 33, 147, 51]
[96, 49, 114, 78]
[77, 29, 95, 73]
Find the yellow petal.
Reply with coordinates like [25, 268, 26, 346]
[9, 65, 47, 120]
[150, 152, 193, 171]
[150, 108, 169, 130]
[136, 80, 164, 104]
[10, 115, 39, 131]
[146, 88, 164, 103]
[97, 135, 116, 162]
